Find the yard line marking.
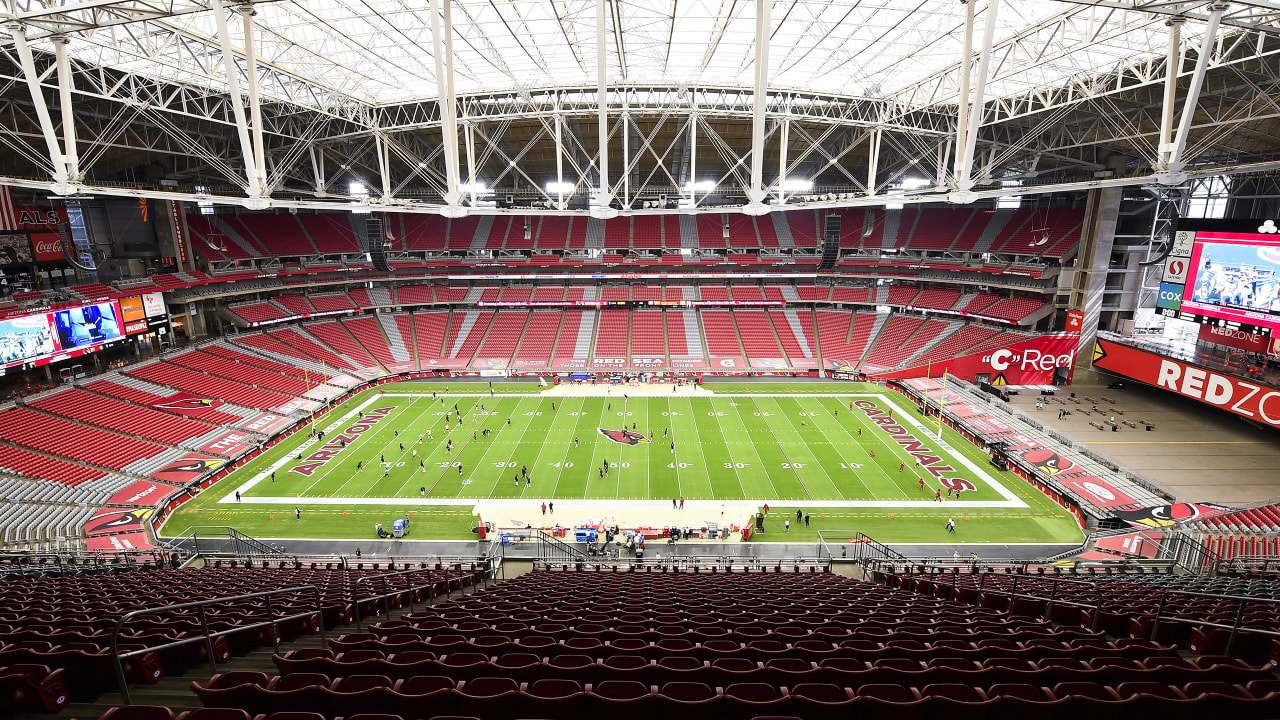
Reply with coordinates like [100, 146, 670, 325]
[742, 396, 814, 500]
[761, 396, 851, 501]
[714, 396, 788, 501]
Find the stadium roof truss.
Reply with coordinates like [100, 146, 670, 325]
[3, 0, 1280, 215]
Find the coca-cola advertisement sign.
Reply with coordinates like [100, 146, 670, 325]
[31, 233, 65, 262]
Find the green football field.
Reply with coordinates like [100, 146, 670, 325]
[159, 381, 1084, 545]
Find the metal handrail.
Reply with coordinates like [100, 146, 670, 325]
[351, 566, 445, 629]
[902, 570, 1104, 631]
[110, 585, 325, 705]
[532, 555, 831, 571]
[1150, 589, 1280, 656]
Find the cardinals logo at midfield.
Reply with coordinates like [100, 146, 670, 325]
[598, 428, 650, 446]
[1022, 448, 1075, 475]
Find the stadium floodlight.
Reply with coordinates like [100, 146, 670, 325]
[997, 180, 1022, 209]
[348, 181, 372, 214]
[460, 182, 492, 196]
[683, 180, 716, 192]
[777, 178, 813, 192]
[545, 181, 575, 194]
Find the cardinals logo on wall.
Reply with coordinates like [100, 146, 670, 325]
[1022, 448, 1076, 476]
[825, 358, 856, 373]
[1113, 503, 1232, 529]
[150, 453, 224, 484]
[598, 428, 650, 446]
[85, 508, 154, 536]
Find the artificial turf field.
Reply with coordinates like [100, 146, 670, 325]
[159, 381, 1084, 545]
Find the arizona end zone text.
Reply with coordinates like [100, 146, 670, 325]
[854, 400, 976, 493]
[291, 406, 397, 476]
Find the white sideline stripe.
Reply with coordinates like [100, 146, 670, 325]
[219, 393, 1028, 510]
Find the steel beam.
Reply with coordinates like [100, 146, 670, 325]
[429, 0, 463, 212]
[745, 0, 771, 211]
[238, 4, 268, 198]
[867, 128, 881, 195]
[7, 22, 72, 193]
[594, 0, 615, 215]
[777, 116, 790, 204]
[956, 0, 1000, 196]
[1156, 17, 1185, 169]
[951, 0, 976, 185]
[52, 35, 80, 183]
[1162, 3, 1229, 183]
[210, 0, 265, 207]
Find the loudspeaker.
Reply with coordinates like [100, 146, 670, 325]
[365, 218, 390, 272]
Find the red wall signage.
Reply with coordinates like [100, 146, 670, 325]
[873, 333, 1080, 385]
[1196, 323, 1279, 355]
[107, 480, 174, 507]
[200, 431, 256, 458]
[1092, 338, 1280, 429]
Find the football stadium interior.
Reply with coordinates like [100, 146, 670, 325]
[7, 0, 1280, 718]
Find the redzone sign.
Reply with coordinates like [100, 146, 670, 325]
[1092, 338, 1280, 429]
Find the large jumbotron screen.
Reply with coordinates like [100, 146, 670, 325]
[1180, 229, 1280, 333]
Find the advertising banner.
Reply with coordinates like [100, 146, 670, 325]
[1157, 282, 1185, 313]
[1162, 256, 1190, 284]
[1095, 531, 1164, 558]
[419, 358, 471, 370]
[1196, 323, 1274, 354]
[86, 532, 154, 551]
[273, 397, 320, 414]
[149, 452, 224, 484]
[1092, 338, 1280, 429]
[1065, 309, 1084, 332]
[1058, 475, 1137, 508]
[669, 356, 707, 370]
[107, 480, 174, 507]
[142, 292, 166, 317]
[469, 358, 508, 372]
[120, 296, 148, 335]
[150, 392, 224, 417]
[511, 359, 549, 369]
[31, 232, 64, 262]
[873, 333, 1080, 385]
[239, 413, 295, 436]
[552, 357, 589, 370]
[630, 356, 666, 369]
[85, 507, 154, 536]
[707, 356, 746, 369]
[749, 357, 790, 370]
[200, 431, 257, 458]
